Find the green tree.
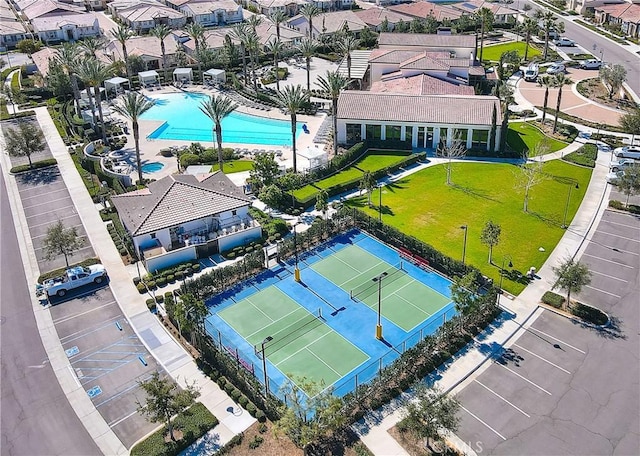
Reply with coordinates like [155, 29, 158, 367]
[276, 85, 309, 173]
[266, 38, 284, 91]
[315, 70, 349, 156]
[111, 24, 134, 81]
[80, 36, 107, 58]
[497, 50, 520, 81]
[77, 57, 113, 143]
[4, 120, 45, 168]
[599, 64, 627, 100]
[335, 34, 359, 80]
[298, 37, 317, 92]
[359, 171, 377, 206]
[358, 25, 378, 48]
[315, 189, 329, 217]
[199, 94, 239, 173]
[270, 10, 288, 41]
[400, 384, 460, 450]
[476, 7, 494, 62]
[492, 81, 513, 154]
[552, 72, 572, 133]
[538, 75, 554, 126]
[54, 42, 84, 115]
[230, 23, 249, 85]
[552, 256, 591, 311]
[111, 93, 156, 185]
[45, 59, 72, 98]
[480, 220, 501, 264]
[250, 151, 280, 190]
[258, 184, 285, 212]
[615, 165, 640, 208]
[274, 376, 345, 453]
[184, 23, 206, 75]
[150, 24, 172, 84]
[16, 39, 41, 55]
[136, 372, 200, 442]
[535, 10, 564, 60]
[300, 3, 321, 38]
[175, 293, 208, 344]
[42, 220, 85, 268]
[451, 271, 481, 328]
[245, 27, 261, 92]
[619, 108, 640, 146]
[522, 17, 539, 61]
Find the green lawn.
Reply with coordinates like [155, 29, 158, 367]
[507, 122, 568, 155]
[347, 161, 592, 295]
[210, 159, 254, 173]
[481, 41, 541, 62]
[292, 150, 411, 201]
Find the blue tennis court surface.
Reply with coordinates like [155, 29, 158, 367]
[204, 229, 456, 398]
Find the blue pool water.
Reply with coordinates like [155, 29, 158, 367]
[141, 162, 164, 173]
[141, 92, 301, 145]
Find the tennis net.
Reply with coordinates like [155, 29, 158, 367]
[255, 309, 323, 358]
[350, 263, 406, 302]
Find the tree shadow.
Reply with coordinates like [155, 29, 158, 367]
[570, 313, 626, 340]
[15, 166, 61, 187]
[525, 209, 562, 227]
[450, 183, 501, 203]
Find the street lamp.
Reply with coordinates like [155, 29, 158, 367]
[460, 225, 468, 264]
[561, 182, 579, 229]
[261, 336, 273, 397]
[373, 271, 388, 340]
[497, 255, 513, 305]
[293, 223, 300, 282]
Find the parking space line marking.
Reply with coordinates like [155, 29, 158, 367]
[30, 214, 78, 227]
[497, 364, 552, 395]
[95, 379, 150, 408]
[602, 219, 638, 229]
[32, 224, 84, 239]
[25, 206, 75, 219]
[527, 327, 586, 354]
[589, 270, 628, 282]
[584, 285, 621, 298]
[592, 244, 639, 256]
[60, 315, 121, 342]
[108, 410, 139, 428]
[582, 254, 634, 269]
[595, 231, 640, 243]
[25, 197, 74, 209]
[460, 406, 507, 441]
[474, 380, 530, 417]
[513, 343, 571, 374]
[53, 301, 116, 324]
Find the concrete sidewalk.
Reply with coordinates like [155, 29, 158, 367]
[1, 107, 255, 454]
[352, 138, 613, 455]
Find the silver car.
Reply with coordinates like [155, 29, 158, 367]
[546, 63, 566, 75]
[614, 146, 640, 159]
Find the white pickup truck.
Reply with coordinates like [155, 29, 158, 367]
[37, 264, 107, 298]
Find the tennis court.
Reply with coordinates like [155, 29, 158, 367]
[205, 230, 455, 398]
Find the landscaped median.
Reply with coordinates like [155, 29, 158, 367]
[506, 122, 570, 155]
[541, 291, 609, 326]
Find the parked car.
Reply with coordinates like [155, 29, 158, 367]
[554, 37, 576, 47]
[609, 158, 639, 172]
[614, 146, 640, 159]
[606, 170, 624, 184]
[580, 59, 602, 70]
[524, 63, 539, 82]
[546, 63, 566, 75]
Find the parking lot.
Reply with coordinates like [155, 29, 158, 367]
[455, 209, 639, 455]
[15, 166, 162, 448]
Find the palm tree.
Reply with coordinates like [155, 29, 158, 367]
[476, 7, 494, 62]
[245, 29, 261, 92]
[336, 34, 359, 80]
[270, 10, 288, 41]
[300, 3, 321, 39]
[198, 95, 239, 173]
[230, 24, 249, 85]
[55, 42, 83, 116]
[538, 75, 554, 126]
[552, 73, 572, 133]
[77, 58, 113, 144]
[185, 23, 205, 75]
[266, 38, 284, 91]
[535, 9, 563, 61]
[276, 85, 309, 173]
[522, 17, 539, 62]
[111, 24, 134, 82]
[81, 36, 107, 58]
[316, 70, 349, 156]
[111, 93, 156, 185]
[493, 81, 513, 154]
[150, 24, 172, 84]
[297, 37, 317, 92]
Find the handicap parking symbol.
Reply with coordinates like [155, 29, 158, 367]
[65, 346, 79, 357]
[87, 386, 102, 399]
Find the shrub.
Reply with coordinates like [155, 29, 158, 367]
[119, 248, 128, 256]
[224, 382, 235, 394]
[609, 200, 640, 214]
[184, 267, 193, 276]
[246, 402, 257, 416]
[133, 276, 141, 285]
[175, 271, 184, 280]
[145, 299, 156, 312]
[238, 395, 249, 407]
[248, 435, 263, 449]
[542, 290, 565, 308]
[217, 377, 227, 388]
[136, 282, 147, 293]
[180, 153, 200, 168]
[167, 274, 175, 283]
[164, 291, 174, 299]
[227, 252, 236, 259]
[571, 302, 608, 325]
[258, 423, 267, 434]
[155, 295, 164, 303]
[10, 158, 58, 174]
[230, 388, 242, 401]
[255, 410, 266, 423]
[156, 278, 167, 287]
[192, 263, 201, 272]
[146, 280, 157, 290]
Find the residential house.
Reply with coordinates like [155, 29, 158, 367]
[178, 0, 243, 27]
[247, 0, 306, 18]
[0, 0, 27, 50]
[336, 90, 501, 151]
[287, 9, 367, 39]
[255, 18, 305, 48]
[359, 0, 407, 6]
[181, 27, 231, 54]
[388, 1, 463, 22]
[109, 0, 187, 33]
[594, 2, 640, 38]
[30, 46, 59, 77]
[450, 0, 517, 25]
[378, 32, 476, 59]
[32, 13, 100, 42]
[353, 7, 413, 31]
[370, 73, 475, 96]
[111, 173, 262, 271]
[100, 34, 182, 70]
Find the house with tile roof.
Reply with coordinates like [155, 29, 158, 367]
[0, 0, 27, 50]
[378, 32, 476, 59]
[353, 7, 413, 31]
[387, 1, 463, 22]
[32, 13, 100, 43]
[111, 172, 262, 271]
[336, 90, 501, 151]
[100, 35, 182, 70]
[287, 9, 367, 39]
[247, 0, 307, 18]
[109, 0, 187, 33]
[178, 0, 243, 27]
[594, 2, 640, 38]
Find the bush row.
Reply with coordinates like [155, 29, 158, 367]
[541, 290, 565, 308]
[10, 158, 58, 174]
[609, 200, 640, 214]
[134, 260, 201, 287]
[563, 143, 598, 168]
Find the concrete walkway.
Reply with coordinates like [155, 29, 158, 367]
[0, 107, 255, 454]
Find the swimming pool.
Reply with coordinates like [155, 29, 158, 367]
[141, 92, 301, 146]
[141, 162, 165, 173]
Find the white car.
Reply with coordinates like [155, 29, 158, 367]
[546, 63, 566, 75]
[614, 146, 640, 159]
[524, 63, 539, 82]
[606, 170, 624, 184]
[580, 59, 602, 70]
[609, 158, 638, 172]
[554, 37, 576, 47]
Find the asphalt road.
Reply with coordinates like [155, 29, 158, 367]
[0, 172, 101, 456]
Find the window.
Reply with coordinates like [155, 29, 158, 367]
[386, 125, 401, 141]
[232, 210, 237, 216]
[150, 233, 156, 239]
[439, 127, 448, 148]
[472, 129, 489, 148]
[346, 123, 361, 144]
[366, 124, 382, 140]
[453, 128, 468, 143]
[405, 126, 413, 144]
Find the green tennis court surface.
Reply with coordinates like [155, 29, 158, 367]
[218, 287, 369, 388]
[311, 245, 450, 331]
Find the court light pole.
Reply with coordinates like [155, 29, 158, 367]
[293, 223, 300, 282]
[460, 225, 468, 264]
[497, 254, 513, 305]
[378, 184, 383, 223]
[373, 271, 388, 340]
[561, 182, 579, 229]
[261, 336, 273, 397]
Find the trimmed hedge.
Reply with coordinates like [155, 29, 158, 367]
[609, 200, 640, 214]
[10, 158, 58, 174]
[563, 143, 597, 168]
[572, 302, 608, 326]
[38, 258, 101, 283]
[541, 290, 565, 308]
[130, 402, 218, 456]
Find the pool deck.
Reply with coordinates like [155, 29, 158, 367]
[109, 85, 327, 182]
